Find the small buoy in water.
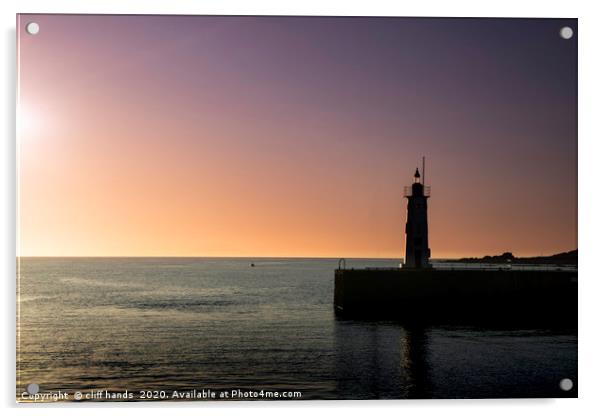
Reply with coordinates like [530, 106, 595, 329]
[250, 263, 255, 267]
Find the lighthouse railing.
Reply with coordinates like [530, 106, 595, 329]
[403, 186, 431, 197]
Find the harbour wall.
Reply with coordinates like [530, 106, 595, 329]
[334, 268, 577, 325]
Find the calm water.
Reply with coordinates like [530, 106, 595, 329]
[17, 258, 577, 401]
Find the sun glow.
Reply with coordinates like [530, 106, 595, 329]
[18, 105, 46, 140]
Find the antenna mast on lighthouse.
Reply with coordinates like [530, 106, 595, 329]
[422, 156, 426, 185]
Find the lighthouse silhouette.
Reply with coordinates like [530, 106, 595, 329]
[403, 157, 431, 268]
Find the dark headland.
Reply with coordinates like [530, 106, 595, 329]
[333, 164, 577, 326]
[451, 249, 577, 265]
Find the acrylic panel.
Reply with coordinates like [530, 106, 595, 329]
[16, 14, 577, 402]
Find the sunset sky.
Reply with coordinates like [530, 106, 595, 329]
[17, 15, 577, 258]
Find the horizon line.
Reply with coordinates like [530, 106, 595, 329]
[15, 255, 402, 260]
[15, 250, 576, 260]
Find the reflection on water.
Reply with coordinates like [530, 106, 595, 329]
[402, 326, 430, 399]
[334, 319, 577, 399]
[17, 258, 577, 400]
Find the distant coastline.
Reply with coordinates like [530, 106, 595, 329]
[448, 250, 577, 265]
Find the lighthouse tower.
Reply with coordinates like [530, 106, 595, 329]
[403, 162, 431, 268]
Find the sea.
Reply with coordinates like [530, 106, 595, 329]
[16, 257, 577, 401]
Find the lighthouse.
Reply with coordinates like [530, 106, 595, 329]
[403, 160, 431, 268]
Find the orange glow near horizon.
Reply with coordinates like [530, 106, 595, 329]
[17, 15, 577, 259]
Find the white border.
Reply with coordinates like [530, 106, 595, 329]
[2, 1, 602, 415]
